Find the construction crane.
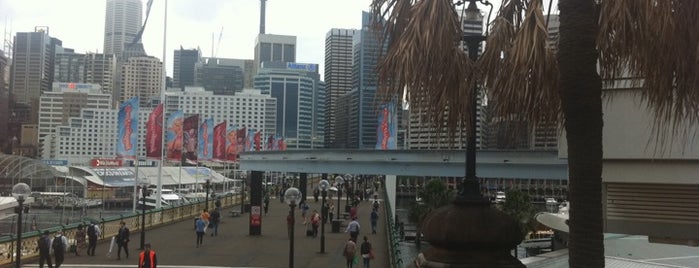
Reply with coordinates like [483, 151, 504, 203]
[214, 26, 224, 58]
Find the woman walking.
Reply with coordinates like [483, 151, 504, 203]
[74, 224, 86, 256]
[360, 236, 373, 268]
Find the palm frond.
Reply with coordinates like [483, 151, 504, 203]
[372, 0, 474, 138]
[481, 0, 561, 128]
[598, 0, 699, 137]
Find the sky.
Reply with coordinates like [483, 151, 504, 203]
[0, 0, 374, 79]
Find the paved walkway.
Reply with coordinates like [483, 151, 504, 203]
[22, 194, 389, 268]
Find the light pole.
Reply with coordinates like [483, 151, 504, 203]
[12, 182, 30, 268]
[284, 187, 301, 268]
[318, 179, 330, 253]
[138, 180, 150, 250]
[334, 176, 344, 219]
[205, 179, 211, 210]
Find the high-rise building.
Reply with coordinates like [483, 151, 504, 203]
[324, 28, 359, 148]
[253, 34, 296, 75]
[254, 62, 325, 149]
[119, 56, 162, 108]
[194, 58, 244, 95]
[10, 28, 62, 124]
[340, 12, 383, 149]
[84, 53, 118, 101]
[104, 0, 143, 56]
[54, 47, 85, 83]
[46, 87, 276, 165]
[173, 47, 200, 89]
[0, 51, 9, 149]
[38, 82, 111, 159]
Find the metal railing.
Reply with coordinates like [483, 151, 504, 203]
[383, 187, 404, 268]
[0, 193, 242, 266]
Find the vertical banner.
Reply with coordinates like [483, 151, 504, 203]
[254, 131, 262, 151]
[198, 117, 214, 161]
[117, 96, 139, 158]
[146, 104, 163, 159]
[376, 101, 398, 150]
[225, 124, 238, 162]
[236, 127, 247, 156]
[183, 115, 199, 164]
[213, 121, 227, 161]
[166, 110, 184, 161]
[246, 128, 256, 152]
[266, 134, 275, 151]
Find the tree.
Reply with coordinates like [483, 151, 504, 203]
[370, 0, 697, 267]
[406, 179, 454, 247]
[498, 190, 535, 239]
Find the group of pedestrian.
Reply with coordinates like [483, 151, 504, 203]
[194, 205, 223, 248]
[341, 197, 379, 268]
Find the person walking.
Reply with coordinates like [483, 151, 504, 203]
[37, 230, 53, 268]
[300, 202, 310, 224]
[52, 230, 68, 268]
[263, 194, 270, 215]
[210, 208, 221, 236]
[360, 236, 373, 268]
[116, 221, 130, 260]
[345, 217, 361, 242]
[370, 209, 379, 234]
[195, 217, 206, 247]
[200, 209, 210, 234]
[310, 209, 321, 238]
[138, 242, 157, 268]
[329, 203, 335, 222]
[342, 237, 357, 268]
[86, 222, 101, 256]
[286, 211, 294, 239]
[74, 224, 86, 256]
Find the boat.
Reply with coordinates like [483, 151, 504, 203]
[137, 188, 190, 209]
[0, 196, 35, 220]
[521, 229, 555, 256]
[494, 191, 506, 203]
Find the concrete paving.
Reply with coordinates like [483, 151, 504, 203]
[22, 194, 390, 268]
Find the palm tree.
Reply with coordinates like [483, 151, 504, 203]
[370, 0, 698, 267]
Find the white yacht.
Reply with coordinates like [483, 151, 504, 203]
[138, 188, 190, 209]
[494, 191, 507, 203]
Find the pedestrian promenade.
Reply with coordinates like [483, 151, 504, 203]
[21, 194, 389, 268]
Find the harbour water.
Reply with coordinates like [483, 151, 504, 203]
[0, 206, 133, 238]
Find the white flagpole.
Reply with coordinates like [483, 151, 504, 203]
[156, 0, 168, 209]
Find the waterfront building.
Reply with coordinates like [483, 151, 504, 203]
[324, 28, 359, 148]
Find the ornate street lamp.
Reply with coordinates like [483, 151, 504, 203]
[334, 175, 344, 219]
[318, 179, 330, 253]
[12, 182, 30, 268]
[138, 179, 150, 250]
[284, 187, 301, 268]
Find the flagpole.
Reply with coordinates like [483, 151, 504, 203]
[155, 0, 168, 209]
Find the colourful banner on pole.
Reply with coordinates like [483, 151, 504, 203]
[165, 110, 184, 161]
[116, 96, 139, 159]
[246, 128, 256, 152]
[266, 134, 275, 151]
[183, 115, 199, 164]
[213, 121, 226, 162]
[254, 131, 262, 151]
[376, 101, 398, 150]
[145, 104, 163, 159]
[198, 117, 214, 161]
[236, 127, 247, 155]
[225, 124, 238, 162]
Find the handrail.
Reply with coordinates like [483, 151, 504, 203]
[382, 185, 403, 268]
[0, 192, 243, 266]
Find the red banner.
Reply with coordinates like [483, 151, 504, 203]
[225, 125, 238, 162]
[236, 127, 246, 155]
[183, 115, 199, 164]
[146, 104, 163, 159]
[254, 131, 261, 151]
[213, 121, 226, 162]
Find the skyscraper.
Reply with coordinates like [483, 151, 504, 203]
[324, 28, 359, 148]
[194, 58, 244, 95]
[119, 56, 162, 108]
[253, 34, 296, 75]
[84, 53, 118, 101]
[254, 62, 325, 149]
[173, 47, 201, 89]
[10, 27, 62, 124]
[53, 47, 85, 83]
[103, 0, 143, 56]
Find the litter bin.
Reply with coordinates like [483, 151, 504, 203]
[332, 219, 342, 233]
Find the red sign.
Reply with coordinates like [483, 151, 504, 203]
[250, 206, 261, 227]
[91, 158, 123, 167]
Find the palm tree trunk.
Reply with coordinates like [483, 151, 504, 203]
[558, 0, 604, 267]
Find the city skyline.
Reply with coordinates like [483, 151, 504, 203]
[0, 0, 373, 79]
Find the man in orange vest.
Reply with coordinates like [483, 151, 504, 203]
[138, 243, 157, 268]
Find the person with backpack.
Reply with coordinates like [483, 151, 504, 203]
[116, 221, 130, 260]
[342, 237, 357, 268]
[310, 210, 321, 238]
[37, 230, 53, 268]
[52, 230, 68, 268]
[210, 208, 221, 237]
[87, 222, 101, 256]
[138, 242, 157, 268]
[360, 236, 373, 268]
